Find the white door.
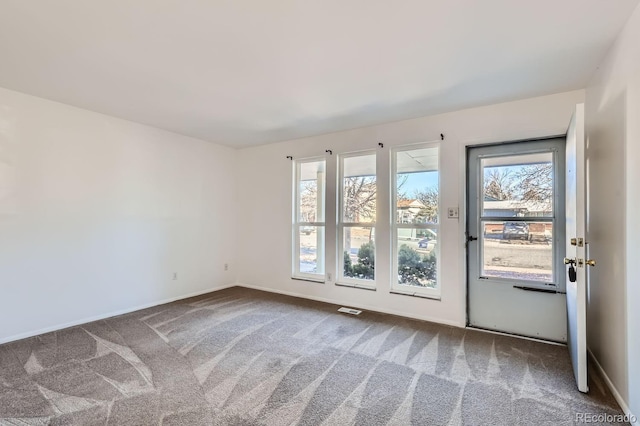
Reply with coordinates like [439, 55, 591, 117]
[467, 138, 567, 342]
[565, 103, 592, 393]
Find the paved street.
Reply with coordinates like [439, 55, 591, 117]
[482, 239, 553, 281]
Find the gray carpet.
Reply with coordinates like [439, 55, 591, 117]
[0, 287, 625, 425]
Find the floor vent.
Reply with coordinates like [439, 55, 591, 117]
[338, 307, 362, 315]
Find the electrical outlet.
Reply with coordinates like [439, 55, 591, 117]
[447, 207, 459, 219]
[327, 272, 332, 281]
[172, 272, 178, 280]
[224, 263, 229, 271]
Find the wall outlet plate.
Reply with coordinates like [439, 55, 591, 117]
[447, 207, 459, 218]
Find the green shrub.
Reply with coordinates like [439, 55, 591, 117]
[398, 244, 436, 287]
[343, 250, 353, 276]
[344, 241, 375, 280]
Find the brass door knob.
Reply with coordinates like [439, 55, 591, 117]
[586, 259, 596, 267]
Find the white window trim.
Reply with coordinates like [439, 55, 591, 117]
[390, 142, 441, 298]
[337, 150, 377, 288]
[292, 157, 326, 281]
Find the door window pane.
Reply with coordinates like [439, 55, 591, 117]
[481, 221, 553, 283]
[396, 147, 439, 224]
[481, 152, 553, 217]
[342, 226, 375, 281]
[343, 154, 376, 222]
[396, 228, 437, 288]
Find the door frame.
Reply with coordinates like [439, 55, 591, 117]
[464, 136, 567, 340]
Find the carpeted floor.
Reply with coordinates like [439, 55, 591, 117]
[0, 287, 625, 425]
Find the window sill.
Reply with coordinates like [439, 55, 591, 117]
[390, 290, 441, 300]
[291, 276, 325, 284]
[335, 282, 376, 291]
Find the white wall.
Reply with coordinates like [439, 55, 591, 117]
[585, 2, 640, 416]
[627, 72, 640, 421]
[236, 90, 584, 327]
[0, 87, 237, 343]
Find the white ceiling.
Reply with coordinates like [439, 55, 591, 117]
[0, 1, 638, 147]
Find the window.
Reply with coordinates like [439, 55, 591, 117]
[479, 151, 556, 284]
[392, 145, 440, 297]
[292, 143, 442, 297]
[338, 152, 377, 288]
[293, 159, 326, 280]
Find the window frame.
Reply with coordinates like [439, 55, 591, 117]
[292, 157, 326, 282]
[390, 142, 441, 299]
[337, 150, 377, 289]
[476, 147, 561, 288]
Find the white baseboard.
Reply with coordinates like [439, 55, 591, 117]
[0, 283, 237, 345]
[588, 347, 635, 419]
[235, 282, 463, 328]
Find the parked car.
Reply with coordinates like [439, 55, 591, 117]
[417, 229, 437, 250]
[418, 238, 431, 249]
[502, 222, 529, 240]
[418, 238, 437, 252]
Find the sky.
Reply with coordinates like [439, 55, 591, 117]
[398, 171, 439, 197]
